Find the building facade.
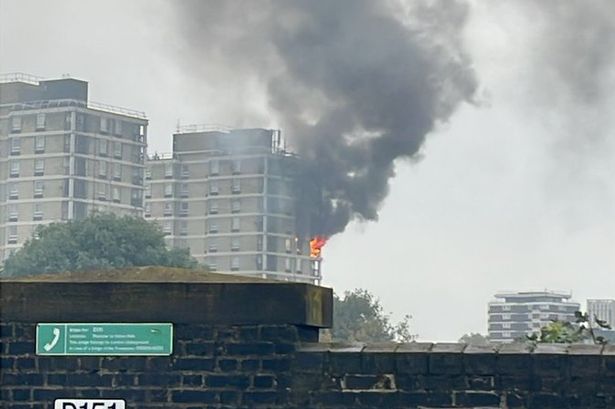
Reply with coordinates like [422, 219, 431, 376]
[0, 73, 148, 261]
[587, 299, 615, 329]
[145, 127, 320, 284]
[488, 291, 580, 342]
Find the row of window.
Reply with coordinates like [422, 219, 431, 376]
[5, 204, 45, 223]
[492, 313, 572, 320]
[8, 135, 47, 155]
[159, 217, 244, 235]
[145, 180, 243, 198]
[9, 113, 47, 133]
[204, 256, 303, 273]
[493, 304, 575, 312]
[8, 158, 133, 181]
[6, 181, 46, 199]
[144, 199, 245, 217]
[9, 159, 46, 177]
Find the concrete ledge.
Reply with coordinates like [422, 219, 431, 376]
[0, 270, 332, 328]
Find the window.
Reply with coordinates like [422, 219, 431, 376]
[179, 202, 189, 217]
[207, 257, 217, 271]
[162, 221, 172, 235]
[9, 160, 20, 177]
[231, 199, 241, 213]
[33, 204, 43, 221]
[144, 184, 152, 198]
[8, 205, 18, 222]
[231, 217, 240, 232]
[114, 142, 122, 159]
[8, 183, 18, 200]
[231, 238, 240, 251]
[232, 159, 241, 174]
[164, 184, 173, 198]
[210, 159, 220, 175]
[181, 165, 189, 179]
[99, 161, 107, 177]
[179, 221, 188, 236]
[8, 226, 18, 244]
[34, 181, 45, 198]
[285, 258, 291, 272]
[113, 164, 122, 181]
[285, 238, 292, 253]
[503, 322, 511, 329]
[231, 179, 241, 193]
[296, 259, 302, 273]
[144, 203, 151, 218]
[208, 221, 218, 234]
[100, 117, 109, 133]
[209, 182, 219, 195]
[256, 236, 263, 251]
[502, 331, 511, 338]
[34, 159, 44, 176]
[96, 183, 107, 201]
[131, 189, 142, 207]
[145, 168, 151, 180]
[180, 183, 189, 198]
[115, 119, 123, 135]
[164, 162, 173, 178]
[36, 113, 46, 130]
[99, 139, 108, 156]
[539, 304, 550, 311]
[112, 187, 121, 203]
[11, 116, 22, 132]
[208, 240, 218, 253]
[231, 257, 240, 271]
[35, 135, 46, 153]
[502, 313, 511, 320]
[10, 137, 21, 155]
[163, 202, 173, 216]
[208, 201, 218, 214]
[64, 134, 71, 152]
[502, 305, 511, 311]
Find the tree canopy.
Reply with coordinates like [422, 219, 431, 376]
[332, 289, 416, 343]
[458, 333, 490, 345]
[1, 212, 197, 277]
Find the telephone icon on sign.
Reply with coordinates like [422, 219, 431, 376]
[44, 327, 61, 351]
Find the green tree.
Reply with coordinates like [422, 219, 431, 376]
[527, 312, 612, 345]
[332, 289, 416, 343]
[1, 212, 198, 277]
[459, 333, 490, 345]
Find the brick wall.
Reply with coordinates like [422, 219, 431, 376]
[1, 322, 316, 409]
[292, 342, 615, 408]
[1, 275, 614, 408]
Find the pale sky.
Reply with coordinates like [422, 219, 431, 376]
[1, 0, 614, 341]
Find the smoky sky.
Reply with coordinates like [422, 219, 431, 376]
[173, 0, 477, 236]
[501, 1, 615, 149]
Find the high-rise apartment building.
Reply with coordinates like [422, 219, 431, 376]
[0, 73, 148, 261]
[488, 291, 580, 342]
[587, 299, 615, 328]
[145, 127, 320, 284]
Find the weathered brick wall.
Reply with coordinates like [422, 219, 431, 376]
[2, 275, 615, 409]
[1, 321, 316, 409]
[292, 342, 615, 409]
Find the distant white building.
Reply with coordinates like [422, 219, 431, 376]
[587, 299, 615, 328]
[488, 291, 580, 343]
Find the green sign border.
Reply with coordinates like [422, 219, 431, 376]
[36, 323, 173, 356]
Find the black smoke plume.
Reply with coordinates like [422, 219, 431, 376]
[174, 0, 477, 236]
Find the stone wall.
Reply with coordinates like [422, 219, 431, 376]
[1, 273, 614, 408]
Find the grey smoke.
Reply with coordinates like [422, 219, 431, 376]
[173, 0, 477, 236]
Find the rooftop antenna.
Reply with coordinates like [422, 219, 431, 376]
[61, 73, 71, 78]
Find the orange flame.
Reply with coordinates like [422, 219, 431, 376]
[310, 236, 328, 258]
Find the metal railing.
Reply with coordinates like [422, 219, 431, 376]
[176, 123, 233, 134]
[0, 98, 146, 120]
[0, 72, 43, 85]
